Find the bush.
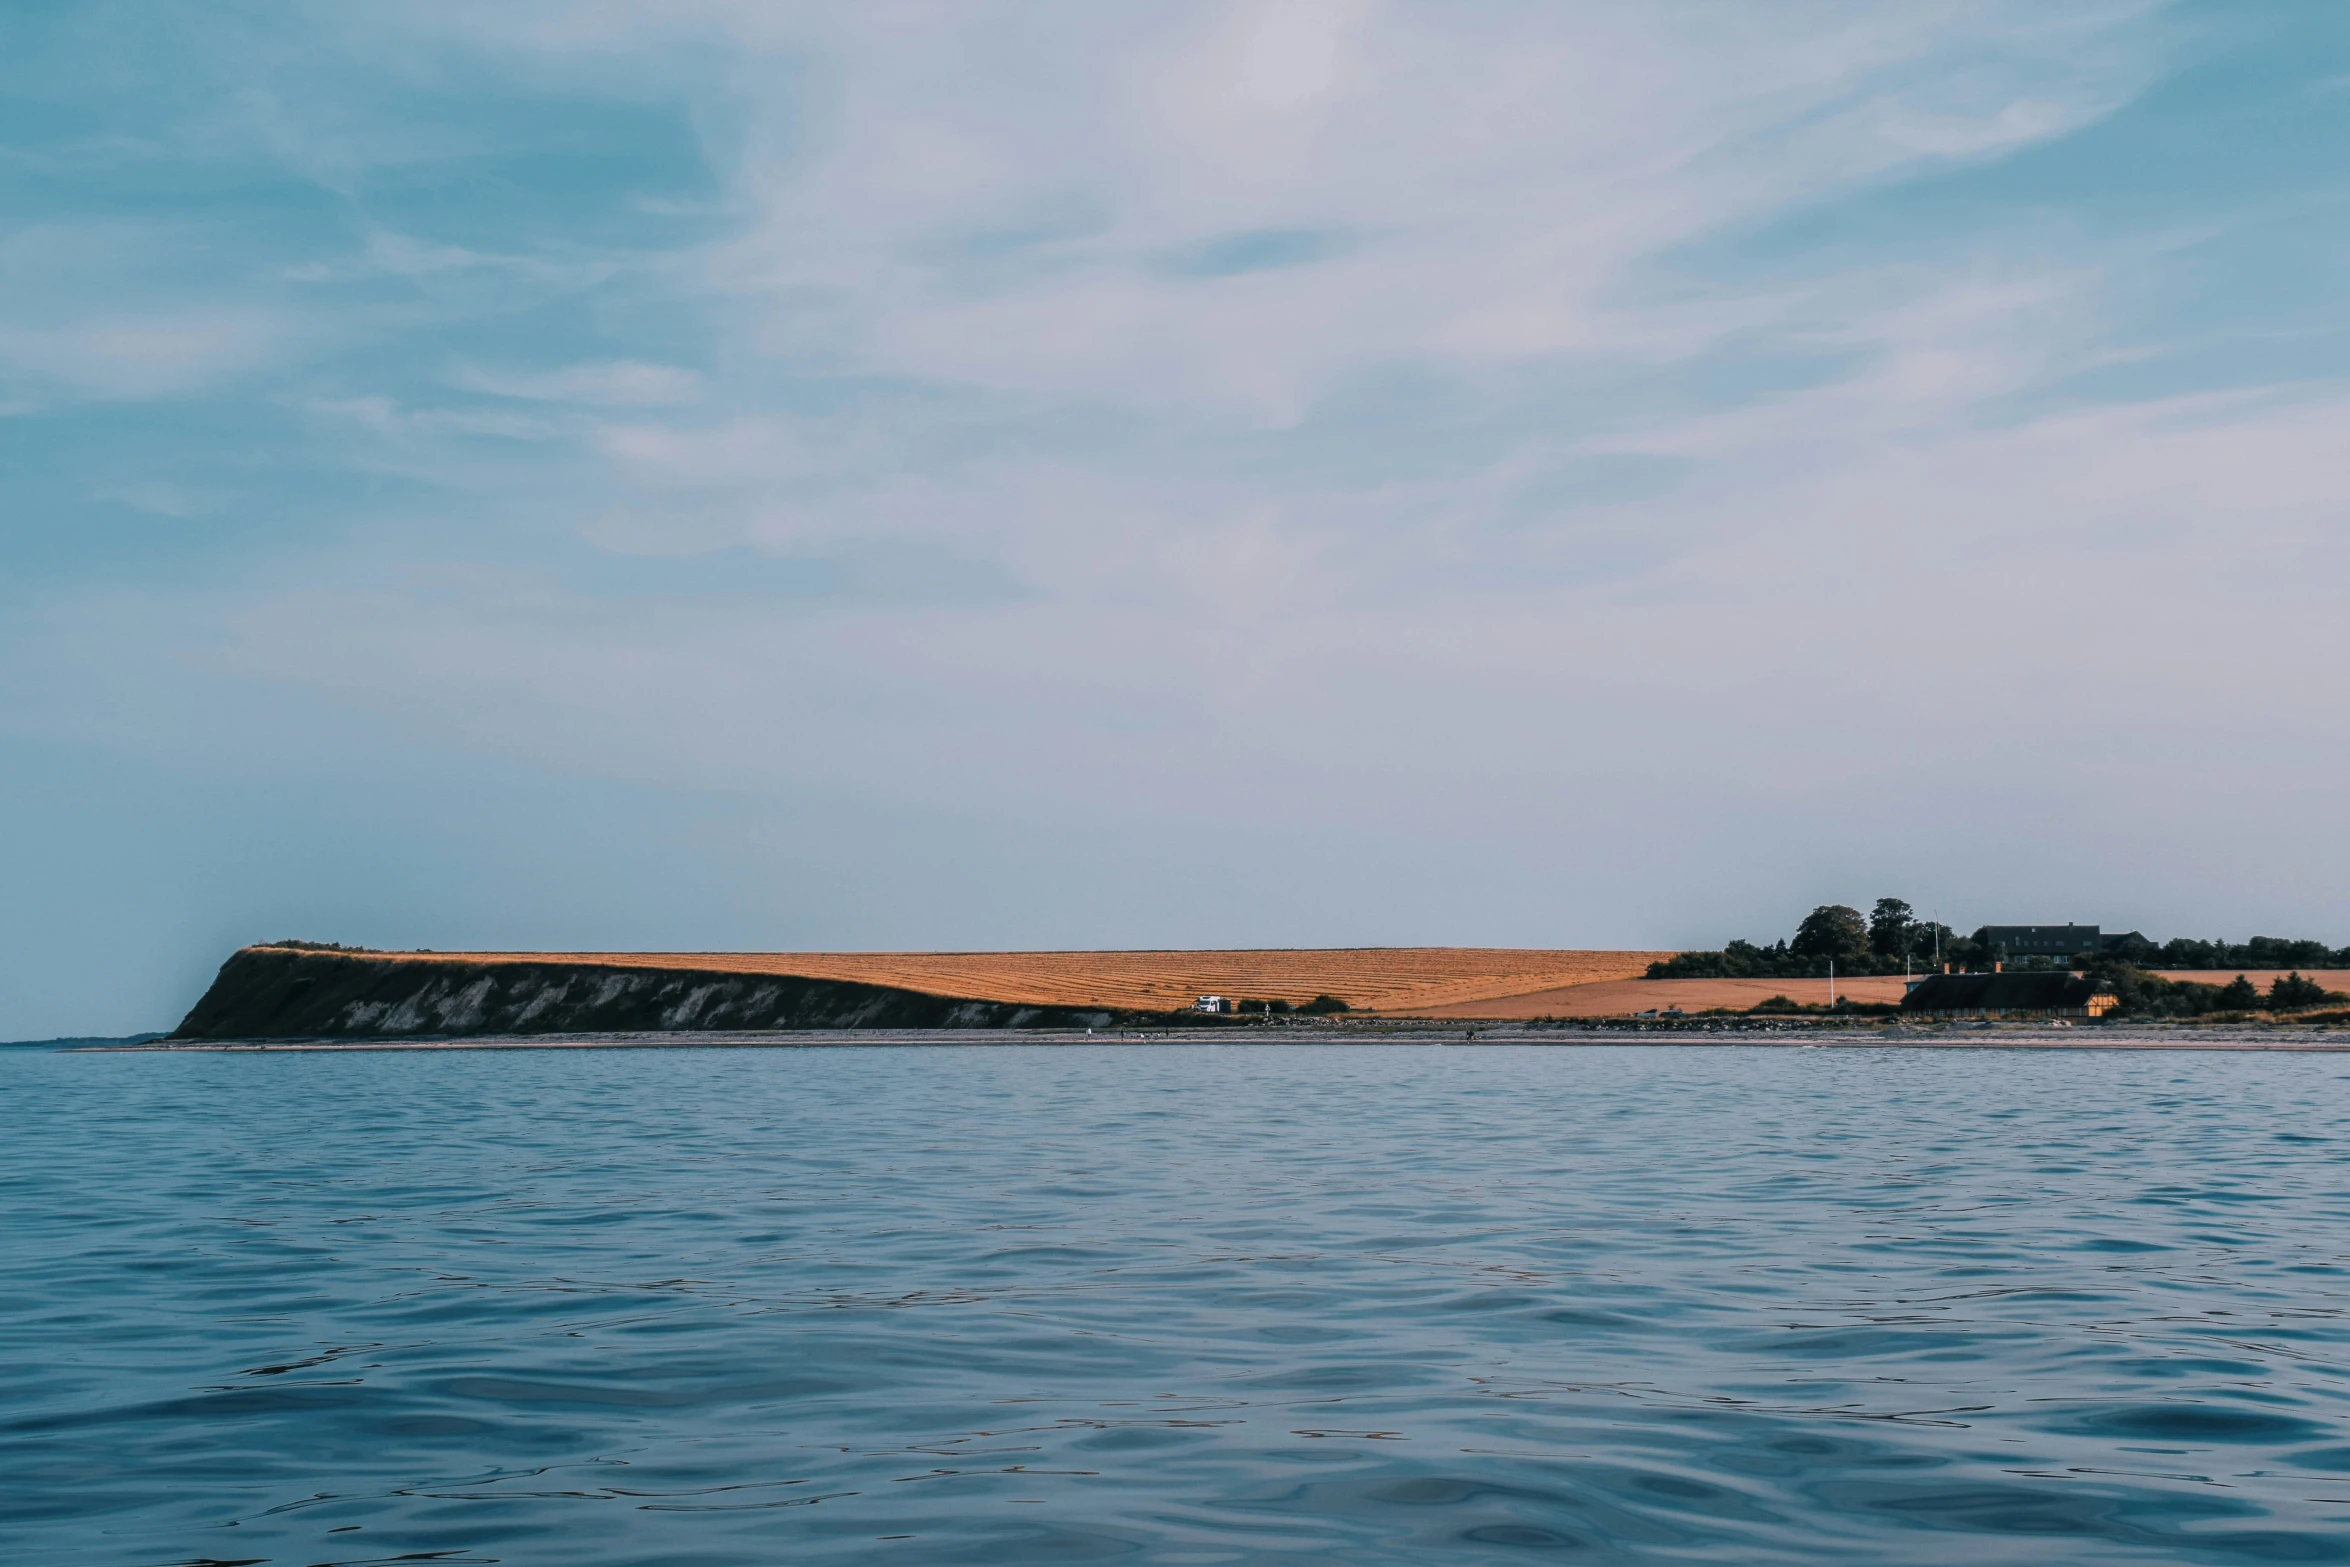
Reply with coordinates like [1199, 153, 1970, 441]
[1743, 995, 1895, 1017]
[2086, 965, 2229, 1018]
[1298, 994, 1350, 1015]
[2269, 972, 2342, 1011]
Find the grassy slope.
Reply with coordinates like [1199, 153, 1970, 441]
[273, 947, 1673, 1012]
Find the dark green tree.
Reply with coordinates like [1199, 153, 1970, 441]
[2215, 975, 2261, 1010]
[1867, 898, 1914, 957]
[2247, 937, 2336, 969]
[2269, 972, 2338, 1010]
[1791, 905, 1870, 965]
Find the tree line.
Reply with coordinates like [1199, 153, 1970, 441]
[1649, 900, 1971, 980]
[1650, 900, 2349, 983]
[2099, 968, 2343, 1019]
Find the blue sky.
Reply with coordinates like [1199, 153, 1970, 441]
[5, 1, 2349, 1036]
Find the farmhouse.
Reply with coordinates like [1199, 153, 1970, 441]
[1901, 972, 2118, 1020]
[1975, 924, 2102, 960]
[1976, 924, 2150, 961]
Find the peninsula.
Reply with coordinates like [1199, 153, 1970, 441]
[162, 917, 2350, 1042]
[167, 944, 1671, 1040]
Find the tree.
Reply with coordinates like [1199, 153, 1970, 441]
[2270, 972, 2338, 1010]
[1791, 905, 1870, 965]
[2247, 937, 2335, 969]
[1299, 994, 1350, 1015]
[2215, 975, 2261, 1011]
[1867, 898, 1914, 957]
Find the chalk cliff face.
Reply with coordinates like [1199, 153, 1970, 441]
[171, 948, 1124, 1038]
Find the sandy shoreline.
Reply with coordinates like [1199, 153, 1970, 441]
[98, 1024, 2350, 1052]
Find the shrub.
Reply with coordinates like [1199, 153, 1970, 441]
[2269, 972, 2342, 1011]
[2215, 975, 2262, 1010]
[2077, 965, 2208, 1018]
[1298, 994, 1350, 1015]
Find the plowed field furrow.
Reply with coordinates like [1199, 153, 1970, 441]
[262, 947, 1672, 1011]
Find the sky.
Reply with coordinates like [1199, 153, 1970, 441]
[5, 0, 2349, 1037]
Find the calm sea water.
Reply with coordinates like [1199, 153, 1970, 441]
[4, 1043, 2348, 1565]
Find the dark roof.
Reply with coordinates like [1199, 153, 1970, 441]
[1901, 972, 2112, 1013]
[1978, 924, 2101, 952]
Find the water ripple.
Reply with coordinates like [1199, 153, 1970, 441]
[5, 1043, 2350, 1563]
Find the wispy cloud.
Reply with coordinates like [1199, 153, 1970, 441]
[8, 0, 2350, 1037]
[0, 310, 292, 404]
[460, 360, 703, 406]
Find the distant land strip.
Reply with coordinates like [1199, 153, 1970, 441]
[168, 945, 1677, 1040]
[165, 946, 2350, 1041]
[118, 1024, 2350, 1053]
[249, 945, 1674, 1011]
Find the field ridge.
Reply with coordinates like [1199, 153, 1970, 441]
[247, 946, 1672, 1013]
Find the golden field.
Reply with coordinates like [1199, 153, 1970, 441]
[2153, 969, 2350, 991]
[1405, 969, 2350, 1020]
[1401, 974, 1917, 1018]
[255, 950, 2346, 1022]
[269, 946, 1674, 1013]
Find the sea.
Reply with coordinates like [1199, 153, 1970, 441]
[4, 1041, 2347, 1565]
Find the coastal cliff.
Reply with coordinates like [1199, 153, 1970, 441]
[171, 947, 1129, 1039]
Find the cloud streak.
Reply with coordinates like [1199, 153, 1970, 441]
[6, 0, 2350, 1035]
